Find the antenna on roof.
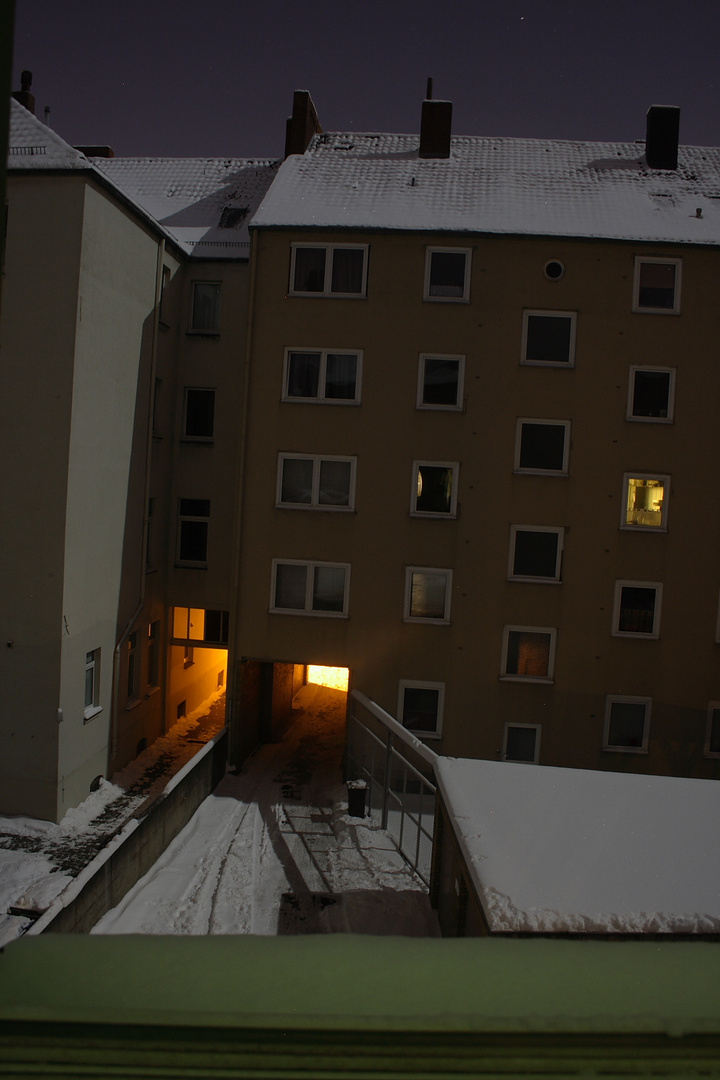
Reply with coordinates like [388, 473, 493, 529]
[426, 77, 433, 100]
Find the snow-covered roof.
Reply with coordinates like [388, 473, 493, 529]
[7, 97, 91, 170]
[253, 131, 720, 245]
[435, 756, 720, 934]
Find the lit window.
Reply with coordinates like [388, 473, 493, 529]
[633, 257, 681, 313]
[501, 626, 556, 681]
[183, 388, 215, 440]
[515, 419, 570, 474]
[503, 723, 541, 763]
[172, 607, 229, 644]
[283, 349, 361, 403]
[271, 560, 350, 616]
[622, 475, 669, 530]
[290, 245, 368, 297]
[404, 568, 452, 623]
[84, 649, 101, 721]
[628, 367, 675, 422]
[521, 311, 576, 366]
[424, 248, 471, 301]
[177, 499, 210, 566]
[411, 462, 458, 517]
[508, 526, 563, 582]
[190, 282, 221, 333]
[705, 704, 720, 757]
[612, 581, 662, 638]
[417, 354, 464, 409]
[398, 681, 444, 738]
[277, 454, 356, 510]
[603, 696, 651, 752]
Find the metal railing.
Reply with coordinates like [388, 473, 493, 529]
[346, 690, 438, 887]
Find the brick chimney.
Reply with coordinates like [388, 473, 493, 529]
[12, 70, 35, 115]
[284, 90, 322, 158]
[645, 105, 680, 170]
[419, 79, 452, 159]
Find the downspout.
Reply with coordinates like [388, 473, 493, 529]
[109, 238, 165, 764]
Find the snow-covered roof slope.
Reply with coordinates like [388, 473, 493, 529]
[93, 157, 279, 258]
[7, 97, 91, 170]
[253, 131, 720, 244]
[435, 756, 720, 934]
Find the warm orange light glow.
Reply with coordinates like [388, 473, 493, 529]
[307, 665, 349, 691]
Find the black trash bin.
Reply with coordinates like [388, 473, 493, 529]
[346, 779, 367, 818]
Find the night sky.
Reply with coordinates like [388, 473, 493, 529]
[11, 0, 720, 160]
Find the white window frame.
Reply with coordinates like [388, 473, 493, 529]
[410, 461, 459, 518]
[416, 353, 465, 410]
[521, 310, 577, 368]
[189, 281, 221, 334]
[84, 648, 101, 721]
[603, 695, 651, 753]
[182, 387, 216, 442]
[704, 703, 720, 758]
[500, 625, 557, 683]
[270, 559, 350, 618]
[612, 580, 663, 639]
[514, 419, 571, 476]
[508, 525, 564, 583]
[289, 243, 368, 298]
[423, 247, 471, 302]
[403, 567, 453, 624]
[621, 474, 670, 531]
[276, 453, 357, 511]
[632, 256, 682, 314]
[282, 348, 362, 404]
[502, 723, 541, 764]
[398, 680, 445, 739]
[177, 499, 210, 568]
[627, 366, 675, 423]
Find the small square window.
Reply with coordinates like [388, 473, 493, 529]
[633, 257, 681, 313]
[404, 568, 452, 623]
[283, 349, 361, 403]
[501, 626, 556, 682]
[290, 245, 368, 297]
[183, 388, 215, 440]
[521, 311, 576, 367]
[84, 648, 101, 720]
[411, 462, 458, 517]
[177, 499, 210, 567]
[621, 475, 669, 530]
[271, 560, 350, 617]
[277, 454, 356, 510]
[398, 681, 444, 738]
[515, 419, 570, 474]
[612, 581, 662, 638]
[508, 526, 563, 582]
[502, 723, 541, 763]
[704, 704, 720, 757]
[628, 367, 675, 422]
[424, 248, 471, 301]
[603, 696, 651, 752]
[417, 354, 464, 409]
[190, 282, 221, 333]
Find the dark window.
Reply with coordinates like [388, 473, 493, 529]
[402, 686, 440, 734]
[518, 422, 568, 472]
[504, 725, 538, 762]
[218, 205, 248, 228]
[419, 356, 462, 407]
[607, 701, 647, 748]
[273, 562, 348, 615]
[292, 247, 366, 296]
[178, 499, 210, 565]
[330, 248, 364, 294]
[184, 388, 215, 439]
[637, 261, 677, 310]
[504, 630, 553, 679]
[285, 351, 359, 402]
[414, 464, 455, 515]
[631, 370, 671, 419]
[708, 709, 720, 755]
[428, 250, 468, 298]
[617, 586, 657, 634]
[524, 313, 574, 365]
[293, 248, 327, 292]
[191, 282, 221, 332]
[512, 529, 561, 579]
[204, 609, 229, 644]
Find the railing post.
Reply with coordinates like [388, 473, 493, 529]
[381, 731, 393, 830]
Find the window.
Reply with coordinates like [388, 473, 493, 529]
[521, 311, 576, 367]
[126, 631, 139, 702]
[183, 388, 215, 440]
[503, 723, 541, 763]
[147, 621, 160, 689]
[283, 349, 361, 403]
[508, 526, 563, 582]
[190, 282, 221, 333]
[603, 696, 651, 752]
[633, 257, 681, 313]
[172, 607, 229, 644]
[515, 420, 570, 475]
[628, 367, 675, 422]
[398, 681, 444, 738]
[84, 649, 101, 720]
[404, 568, 452, 623]
[621, 475, 669, 530]
[411, 462, 458, 517]
[501, 626, 556, 682]
[271, 560, 350, 616]
[704, 704, 720, 757]
[612, 581, 662, 638]
[159, 265, 171, 323]
[424, 248, 471, 301]
[277, 454, 356, 510]
[290, 244, 367, 297]
[417, 354, 464, 409]
[177, 499, 210, 566]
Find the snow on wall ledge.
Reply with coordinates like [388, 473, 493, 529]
[434, 756, 720, 934]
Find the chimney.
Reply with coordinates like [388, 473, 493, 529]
[419, 79, 452, 159]
[645, 105, 680, 170]
[284, 90, 322, 158]
[74, 145, 115, 158]
[12, 70, 36, 115]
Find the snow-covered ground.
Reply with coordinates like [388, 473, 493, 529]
[93, 684, 439, 936]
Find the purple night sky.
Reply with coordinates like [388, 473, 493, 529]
[12, 0, 720, 159]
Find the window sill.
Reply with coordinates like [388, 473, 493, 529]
[632, 307, 680, 316]
[145, 685, 161, 699]
[611, 631, 659, 640]
[270, 608, 349, 618]
[181, 437, 215, 445]
[186, 330, 220, 338]
[409, 512, 457, 520]
[499, 675, 554, 684]
[619, 525, 667, 533]
[602, 746, 649, 754]
[125, 696, 142, 711]
[513, 469, 568, 478]
[626, 416, 673, 424]
[287, 292, 366, 300]
[275, 504, 356, 512]
[280, 398, 361, 407]
[508, 576, 562, 585]
[415, 404, 464, 412]
[423, 296, 470, 304]
[520, 360, 575, 369]
[403, 617, 451, 626]
[83, 705, 103, 724]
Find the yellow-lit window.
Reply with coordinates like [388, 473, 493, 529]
[623, 475, 668, 529]
[307, 666, 349, 691]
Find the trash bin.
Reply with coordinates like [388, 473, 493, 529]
[346, 779, 367, 818]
